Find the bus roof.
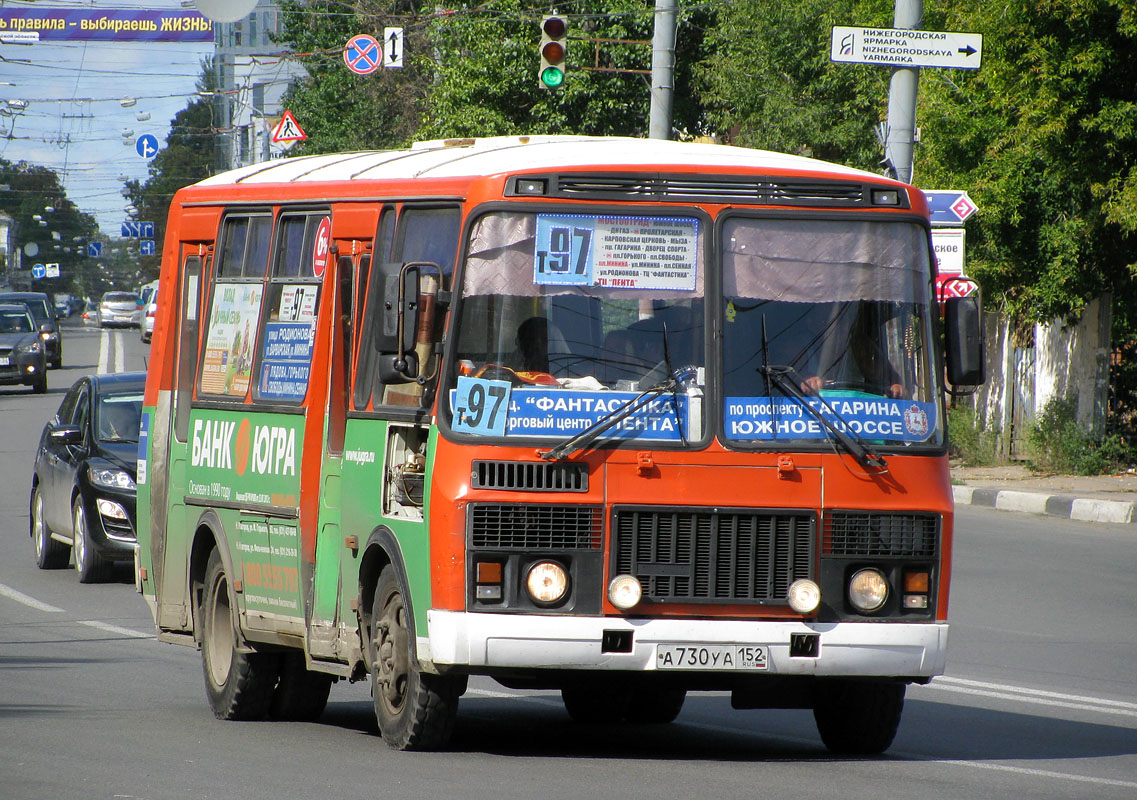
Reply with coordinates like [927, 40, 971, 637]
[193, 136, 889, 188]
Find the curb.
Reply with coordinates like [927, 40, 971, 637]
[953, 485, 1137, 524]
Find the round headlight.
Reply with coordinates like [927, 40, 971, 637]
[607, 574, 642, 610]
[848, 568, 889, 613]
[526, 561, 569, 605]
[787, 579, 821, 614]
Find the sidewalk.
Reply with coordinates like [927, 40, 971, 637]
[951, 463, 1137, 524]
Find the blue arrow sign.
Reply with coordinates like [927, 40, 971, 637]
[924, 190, 979, 226]
[121, 220, 141, 238]
[140, 239, 156, 256]
[136, 133, 159, 159]
[31, 263, 46, 279]
[87, 241, 102, 257]
[140, 221, 155, 239]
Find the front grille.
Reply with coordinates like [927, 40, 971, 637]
[823, 512, 939, 557]
[472, 460, 588, 492]
[469, 503, 602, 550]
[611, 507, 815, 604]
[521, 174, 879, 208]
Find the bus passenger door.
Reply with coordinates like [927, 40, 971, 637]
[158, 251, 206, 631]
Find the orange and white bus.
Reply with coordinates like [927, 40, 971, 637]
[136, 135, 984, 752]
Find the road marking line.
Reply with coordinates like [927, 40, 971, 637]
[0, 582, 64, 613]
[912, 758, 1137, 790]
[925, 676, 1137, 717]
[78, 619, 153, 639]
[938, 675, 1137, 710]
[98, 329, 110, 373]
[115, 330, 125, 373]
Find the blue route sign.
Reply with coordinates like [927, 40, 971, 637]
[140, 221, 155, 239]
[31, 263, 46, 279]
[140, 240, 156, 256]
[87, 241, 102, 258]
[924, 190, 979, 226]
[136, 133, 159, 159]
[121, 220, 141, 238]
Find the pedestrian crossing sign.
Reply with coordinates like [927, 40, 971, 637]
[271, 110, 307, 144]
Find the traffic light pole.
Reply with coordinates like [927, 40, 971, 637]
[648, 0, 677, 140]
[883, 0, 922, 183]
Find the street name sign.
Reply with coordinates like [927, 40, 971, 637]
[931, 228, 965, 276]
[831, 26, 982, 70]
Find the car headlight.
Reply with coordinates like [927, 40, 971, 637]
[16, 341, 42, 354]
[88, 466, 136, 491]
[848, 568, 889, 613]
[40, 331, 58, 341]
[607, 574, 643, 610]
[787, 579, 822, 614]
[526, 560, 569, 605]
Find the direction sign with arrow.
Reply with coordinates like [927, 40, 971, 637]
[831, 26, 983, 70]
[924, 190, 979, 226]
[384, 27, 404, 68]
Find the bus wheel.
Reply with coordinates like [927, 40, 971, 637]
[812, 679, 905, 755]
[371, 566, 459, 750]
[561, 679, 633, 723]
[200, 548, 278, 720]
[627, 686, 686, 724]
[270, 651, 333, 721]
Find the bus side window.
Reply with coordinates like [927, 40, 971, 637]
[174, 255, 203, 442]
[372, 206, 460, 407]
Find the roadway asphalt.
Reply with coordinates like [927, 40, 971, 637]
[952, 463, 1137, 524]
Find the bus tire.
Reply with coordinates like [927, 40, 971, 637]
[32, 485, 69, 569]
[371, 565, 459, 750]
[200, 548, 278, 721]
[270, 651, 333, 722]
[561, 679, 633, 723]
[812, 679, 905, 755]
[626, 686, 686, 724]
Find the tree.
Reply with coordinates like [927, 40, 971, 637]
[126, 59, 220, 281]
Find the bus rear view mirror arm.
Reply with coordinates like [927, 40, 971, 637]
[943, 294, 986, 391]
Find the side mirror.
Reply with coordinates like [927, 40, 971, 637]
[49, 425, 84, 447]
[944, 295, 986, 388]
[373, 262, 427, 383]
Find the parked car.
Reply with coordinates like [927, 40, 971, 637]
[81, 299, 99, 326]
[0, 291, 62, 369]
[133, 280, 158, 328]
[98, 291, 141, 328]
[140, 299, 157, 343]
[30, 372, 146, 582]
[0, 303, 48, 394]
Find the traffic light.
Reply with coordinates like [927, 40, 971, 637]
[538, 15, 568, 89]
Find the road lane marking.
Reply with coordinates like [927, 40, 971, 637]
[926, 675, 1137, 718]
[78, 619, 153, 639]
[910, 758, 1137, 790]
[115, 330, 125, 372]
[0, 582, 64, 613]
[99, 329, 111, 373]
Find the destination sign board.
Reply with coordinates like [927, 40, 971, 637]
[831, 26, 982, 70]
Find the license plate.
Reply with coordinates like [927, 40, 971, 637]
[656, 644, 769, 671]
[0, 357, 9, 366]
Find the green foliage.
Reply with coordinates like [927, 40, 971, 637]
[1026, 397, 1135, 474]
[945, 404, 999, 466]
[695, 0, 892, 169]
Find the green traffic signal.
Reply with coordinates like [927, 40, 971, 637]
[538, 15, 567, 89]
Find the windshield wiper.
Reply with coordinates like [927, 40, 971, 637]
[537, 367, 696, 461]
[759, 364, 888, 470]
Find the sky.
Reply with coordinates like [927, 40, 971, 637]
[1, 1, 217, 236]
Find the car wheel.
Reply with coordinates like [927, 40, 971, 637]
[371, 565, 460, 750]
[201, 548, 279, 720]
[73, 497, 113, 583]
[31, 485, 69, 569]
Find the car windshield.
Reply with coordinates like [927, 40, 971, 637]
[104, 292, 139, 304]
[0, 310, 32, 333]
[96, 391, 144, 442]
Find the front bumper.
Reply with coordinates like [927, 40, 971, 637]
[424, 611, 948, 678]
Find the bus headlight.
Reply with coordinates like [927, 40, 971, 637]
[526, 561, 569, 605]
[607, 574, 642, 610]
[787, 579, 821, 614]
[848, 568, 889, 613]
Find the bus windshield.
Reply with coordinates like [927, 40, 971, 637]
[450, 210, 706, 444]
[721, 216, 942, 447]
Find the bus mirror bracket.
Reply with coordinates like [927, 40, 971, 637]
[375, 261, 444, 383]
[944, 293, 986, 393]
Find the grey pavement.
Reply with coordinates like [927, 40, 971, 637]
[951, 463, 1137, 524]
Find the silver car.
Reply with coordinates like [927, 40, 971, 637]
[98, 291, 141, 328]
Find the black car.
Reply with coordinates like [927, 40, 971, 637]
[0, 303, 48, 393]
[0, 291, 62, 369]
[30, 372, 146, 582]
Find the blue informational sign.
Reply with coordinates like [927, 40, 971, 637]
[451, 385, 689, 441]
[723, 396, 937, 442]
[31, 263, 46, 279]
[136, 133, 159, 159]
[258, 321, 316, 401]
[452, 377, 511, 436]
[534, 215, 594, 286]
[121, 221, 140, 238]
[140, 221, 155, 238]
[87, 242, 102, 257]
[924, 190, 978, 226]
[137, 412, 150, 485]
[140, 239, 156, 256]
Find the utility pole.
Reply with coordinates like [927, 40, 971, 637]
[883, 0, 922, 183]
[648, 0, 677, 140]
